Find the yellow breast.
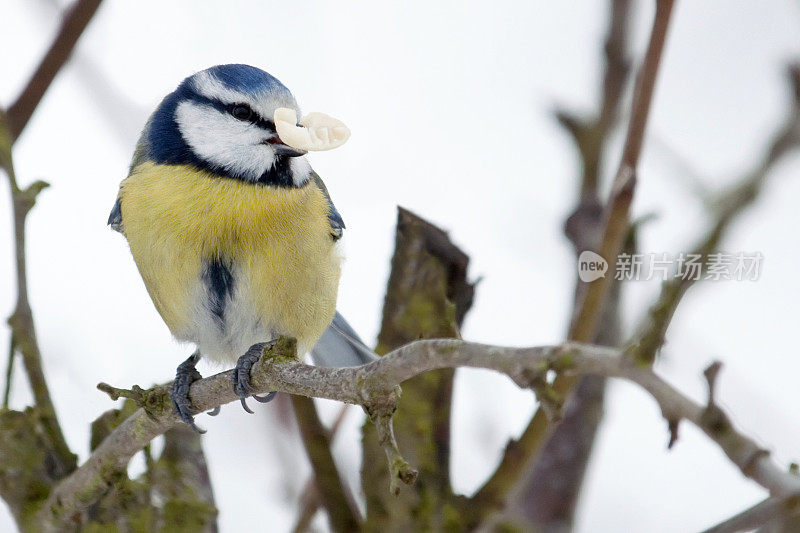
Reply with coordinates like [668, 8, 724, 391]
[119, 161, 341, 358]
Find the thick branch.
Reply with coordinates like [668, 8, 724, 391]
[362, 206, 473, 530]
[149, 426, 218, 532]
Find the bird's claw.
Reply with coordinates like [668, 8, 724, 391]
[239, 397, 254, 414]
[171, 352, 206, 433]
[253, 392, 277, 403]
[232, 341, 278, 413]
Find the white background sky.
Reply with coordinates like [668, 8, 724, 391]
[2, 1, 800, 531]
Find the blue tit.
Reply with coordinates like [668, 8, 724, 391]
[108, 64, 375, 432]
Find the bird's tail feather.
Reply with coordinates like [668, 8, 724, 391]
[310, 311, 378, 367]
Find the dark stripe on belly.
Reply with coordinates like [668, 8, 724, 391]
[202, 258, 234, 325]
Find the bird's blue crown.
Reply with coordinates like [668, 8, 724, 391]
[202, 64, 290, 95]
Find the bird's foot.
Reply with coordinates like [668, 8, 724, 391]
[232, 341, 278, 413]
[171, 351, 206, 434]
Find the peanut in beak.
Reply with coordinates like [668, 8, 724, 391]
[274, 107, 351, 151]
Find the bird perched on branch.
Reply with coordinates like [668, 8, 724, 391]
[109, 64, 374, 432]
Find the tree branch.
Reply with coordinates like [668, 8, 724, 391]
[150, 426, 218, 532]
[2, 335, 14, 408]
[472, 1, 675, 520]
[514, 1, 634, 528]
[556, 0, 633, 206]
[0, 6, 106, 516]
[33, 334, 800, 531]
[701, 496, 800, 533]
[570, 0, 675, 344]
[1, 111, 75, 483]
[361, 207, 473, 530]
[291, 405, 351, 533]
[5, 0, 104, 142]
[290, 395, 360, 532]
[630, 63, 800, 365]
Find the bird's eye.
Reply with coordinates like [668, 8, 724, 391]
[231, 104, 253, 121]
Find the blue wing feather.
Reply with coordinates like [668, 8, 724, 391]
[311, 312, 377, 367]
[311, 171, 345, 240]
[108, 197, 123, 233]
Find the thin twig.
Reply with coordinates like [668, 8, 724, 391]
[6, 0, 104, 142]
[472, 1, 675, 519]
[1, 111, 74, 477]
[2, 335, 14, 408]
[290, 396, 360, 532]
[557, 0, 633, 204]
[631, 63, 800, 364]
[518, 1, 634, 527]
[0, 0, 105, 487]
[291, 405, 351, 532]
[570, 0, 675, 343]
[701, 495, 800, 533]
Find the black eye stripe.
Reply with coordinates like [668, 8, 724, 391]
[187, 92, 276, 132]
[253, 115, 276, 131]
[227, 103, 275, 131]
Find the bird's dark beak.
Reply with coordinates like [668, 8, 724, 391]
[263, 136, 307, 157]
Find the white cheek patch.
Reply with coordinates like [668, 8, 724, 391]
[274, 108, 350, 151]
[175, 101, 275, 181]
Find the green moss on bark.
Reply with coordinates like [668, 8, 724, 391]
[362, 208, 474, 532]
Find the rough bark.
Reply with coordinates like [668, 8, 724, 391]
[361, 207, 474, 531]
